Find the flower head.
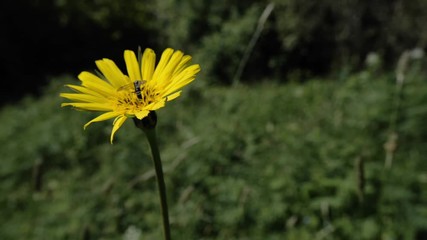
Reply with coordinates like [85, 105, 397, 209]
[61, 47, 201, 143]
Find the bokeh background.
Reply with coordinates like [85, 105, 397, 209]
[1, 0, 427, 239]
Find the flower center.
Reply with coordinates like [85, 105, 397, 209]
[113, 83, 158, 114]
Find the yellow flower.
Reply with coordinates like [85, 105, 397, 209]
[60, 48, 201, 143]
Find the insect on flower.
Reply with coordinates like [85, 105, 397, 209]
[117, 80, 147, 100]
[60, 47, 201, 143]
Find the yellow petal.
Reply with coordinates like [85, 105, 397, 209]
[147, 99, 166, 111]
[61, 102, 112, 111]
[164, 91, 181, 102]
[173, 55, 192, 75]
[163, 76, 196, 96]
[124, 50, 142, 82]
[135, 110, 150, 120]
[151, 48, 174, 83]
[83, 112, 122, 129]
[60, 93, 105, 103]
[110, 115, 127, 143]
[162, 64, 200, 96]
[157, 50, 184, 86]
[142, 48, 156, 81]
[65, 84, 106, 99]
[95, 59, 129, 88]
[78, 71, 116, 96]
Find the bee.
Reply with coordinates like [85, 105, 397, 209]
[117, 80, 146, 100]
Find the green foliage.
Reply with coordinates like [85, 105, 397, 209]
[152, 0, 263, 84]
[272, 0, 427, 74]
[1, 66, 427, 239]
[194, 5, 262, 84]
[54, 0, 159, 41]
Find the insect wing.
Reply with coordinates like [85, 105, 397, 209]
[136, 80, 147, 88]
[117, 80, 146, 92]
[117, 82, 135, 92]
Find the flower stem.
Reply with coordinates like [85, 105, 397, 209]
[144, 128, 171, 240]
[133, 112, 171, 239]
[143, 127, 171, 240]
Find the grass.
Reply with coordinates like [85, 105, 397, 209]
[0, 68, 427, 239]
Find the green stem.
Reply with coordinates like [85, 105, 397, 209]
[143, 127, 171, 240]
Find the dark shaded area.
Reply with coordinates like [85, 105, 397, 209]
[0, 0, 157, 105]
[1, 0, 426, 104]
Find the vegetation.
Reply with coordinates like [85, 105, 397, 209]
[1, 0, 427, 239]
[1, 60, 427, 239]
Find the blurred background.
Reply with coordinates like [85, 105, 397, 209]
[1, 0, 427, 239]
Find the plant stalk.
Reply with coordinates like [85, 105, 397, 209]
[143, 127, 171, 240]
